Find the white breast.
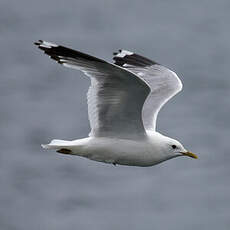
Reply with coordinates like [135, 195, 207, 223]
[68, 134, 167, 166]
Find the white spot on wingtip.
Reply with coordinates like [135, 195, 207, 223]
[41, 144, 48, 149]
[115, 50, 133, 58]
[39, 41, 58, 48]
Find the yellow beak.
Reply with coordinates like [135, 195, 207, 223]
[181, 151, 198, 159]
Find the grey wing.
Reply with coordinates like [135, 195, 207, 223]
[113, 50, 183, 131]
[34, 41, 150, 139]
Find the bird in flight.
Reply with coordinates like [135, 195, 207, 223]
[34, 40, 197, 167]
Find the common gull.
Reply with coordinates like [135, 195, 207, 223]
[34, 40, 197, 166]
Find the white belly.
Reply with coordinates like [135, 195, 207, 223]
[68, 137, 165, 167]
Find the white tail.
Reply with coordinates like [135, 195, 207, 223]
[41, 139, 72, 150]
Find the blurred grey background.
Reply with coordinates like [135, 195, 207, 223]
[1, 0, 230, 229]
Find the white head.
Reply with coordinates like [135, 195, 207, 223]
[155, 134, 198, 160]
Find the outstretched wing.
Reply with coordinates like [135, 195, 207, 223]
[35, 41, 150, 139]
[113, 50, 183, 131]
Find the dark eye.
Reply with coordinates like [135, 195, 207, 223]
[171, 145, 177, 149]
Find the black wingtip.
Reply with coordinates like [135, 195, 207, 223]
[113, 49, 158, 67]
[34, 40, 107, 65]
[34, 40, 42, 45]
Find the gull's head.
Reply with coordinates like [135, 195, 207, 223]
[161, 136, 198, 160]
